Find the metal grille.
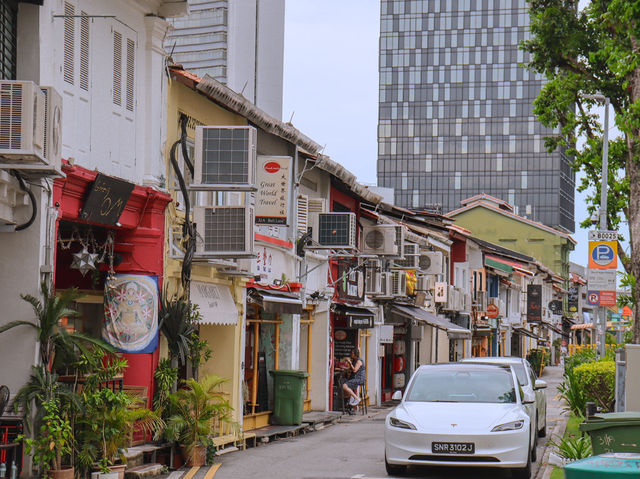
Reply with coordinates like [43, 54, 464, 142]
[0, 81, 22, 149]
[201, 127, 249, 184]
[0, 0, 17, 80]
[204, 207, 247, 252]
[394, 243, 419, 268]
[317, 213, 354, 247]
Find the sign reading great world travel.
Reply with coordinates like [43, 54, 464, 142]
[255, 156, 291, 225]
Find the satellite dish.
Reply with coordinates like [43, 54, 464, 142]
[0, 385, 9, 416]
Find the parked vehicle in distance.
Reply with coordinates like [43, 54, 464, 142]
[385, 363, 535, 478]
[461, 356, 547, 438]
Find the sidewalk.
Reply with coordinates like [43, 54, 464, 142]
[533, 364, 569, 479]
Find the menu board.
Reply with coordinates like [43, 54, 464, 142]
[334, 328, 357, 360]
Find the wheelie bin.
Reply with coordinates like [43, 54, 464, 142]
[564, 453, 640, 478]
[579, 412, 640, 455]
[269, 369, 309, 425]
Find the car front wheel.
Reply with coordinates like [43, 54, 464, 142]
[385, 455, 407, 476]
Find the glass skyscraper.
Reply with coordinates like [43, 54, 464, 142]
[377, 0, 575, 232]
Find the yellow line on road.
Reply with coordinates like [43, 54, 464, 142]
[203, 464, 221, 479]
[182, 466, 200, 479]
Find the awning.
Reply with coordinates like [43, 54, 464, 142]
[248, 289, 302, 314]
[391, 305, 471, 339]
[514, 327, 542, 340]
[485, 256, 513, 274]
[334, 304, 376, 329]
[190, 281, 238, 325]
[571, 322, 596, 330]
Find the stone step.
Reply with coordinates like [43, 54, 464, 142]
[124, 463, 164, 479]
[122, 449, 144, 468]
[214, 446, 238, 456]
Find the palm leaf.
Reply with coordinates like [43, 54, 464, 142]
[0, 320, 37, 334]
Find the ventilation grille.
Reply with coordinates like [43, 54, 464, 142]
[198, 206, 251, 253]
[63, 2, 74, 84]
[0, 82, 22, 150]
[113, 31, 122, 106]
[296, 194, 309, 235]
[394, 243, 419, 268]
[195, 126, 254, 186]
[80, 12, 89, 90]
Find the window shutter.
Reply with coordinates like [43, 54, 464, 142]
[63, 2, 74, 85]
[125, 38, 135, 111]
[79, 11, 89, 91]
[296, 194, 309, 235]
[113, 30, 122, 106]
[308, 198, 326, 215]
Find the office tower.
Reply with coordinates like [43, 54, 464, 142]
[166, 0, 285, 120]
[377, 0, 575, 232]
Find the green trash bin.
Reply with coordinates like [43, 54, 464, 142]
[269, 369, 309, 426]
[579, 412, 640, 455]
[564, 453, 640, 478]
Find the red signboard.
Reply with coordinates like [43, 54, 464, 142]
[599, 291, 617, 307]
[486, 303, 499, 319]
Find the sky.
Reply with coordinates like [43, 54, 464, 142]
[282, 1, 626, 271]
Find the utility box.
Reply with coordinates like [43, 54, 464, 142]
[624, 345, 640, 411]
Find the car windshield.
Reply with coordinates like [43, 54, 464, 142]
[406, 368, 517, 403]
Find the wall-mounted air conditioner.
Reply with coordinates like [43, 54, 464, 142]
[389, 270, 407, 297]
[463, 293, 472, 312]
[0, 80, 45, 163]
[419, 251, 443, 275]
[192, 126, 257, 190]
[361, 224, 400, 256]
[193, 205, 254, 257]
[379, 271, 392, 297]
[393, 242, 420, 269]
[40, 86, 62, 168]
[444, 285, 459, 310]
[311, 212, 357, 249]
[474, 290, 488, 311]
[364, 258, 382, 295]
[416, 274, 434, 292]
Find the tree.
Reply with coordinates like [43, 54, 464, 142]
[522, 0, 640, 342]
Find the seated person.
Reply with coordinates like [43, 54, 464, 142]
[342, 348, 365, 406]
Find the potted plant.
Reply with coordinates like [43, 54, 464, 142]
[165, 375, 236, 466]
[18, 399, 74, 479]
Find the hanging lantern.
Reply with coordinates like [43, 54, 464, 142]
[70, 245, 99, 276]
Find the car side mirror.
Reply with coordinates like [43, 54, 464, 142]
[392, 390, 403, 401]
[534, 379, 547, 390]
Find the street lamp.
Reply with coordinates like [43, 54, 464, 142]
[583, 93, 610, 358]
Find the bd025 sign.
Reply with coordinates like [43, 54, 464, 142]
[255, 156, 291, 225]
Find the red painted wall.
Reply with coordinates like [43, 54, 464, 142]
[53, 163, 171, 407]
[449, 235, 467, 285]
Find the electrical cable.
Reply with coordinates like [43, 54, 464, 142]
[169, 138, 195, 292]
[10, 170, 37, 231]
[179, 114, 194, 177]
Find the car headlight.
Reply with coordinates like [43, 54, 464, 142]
[389, 417, 417, 430]
[491, 420, 525, 432]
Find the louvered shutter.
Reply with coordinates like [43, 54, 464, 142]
[125, 38, 135, 111]
[79, 12, 89, 91]
[308, 198, 326, 215]
[63, 2, 74, 84]
[113, 30, 122, 106]
[296, 194, 309, 235]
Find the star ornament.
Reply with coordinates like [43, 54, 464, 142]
[70, 246, 99, 276]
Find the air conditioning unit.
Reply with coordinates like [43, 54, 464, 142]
[361, 224, 399, 255]
[463, 293, 472, 312]
[40, 86, 62, 168]
[193, 205, 254, 257]
[192, 126, 257, 190]
[311, 212, 357, 249]
[389, 270, 407, 297]
[0, 80, 45, 163]
[297, 196, 326, 235]
[393, 242, 420, 268]
[364, 258, 382, 295]
[444, 285, 459, 310]
[474, 290, 488, 311]
[416, 274, 434, 292]
[419, 251, 443, 275]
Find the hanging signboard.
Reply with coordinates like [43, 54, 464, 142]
[80, 173, 134, 226]
[255, 156, 290, 225]
[336, 259, 364, 302]
[526, 284, 542, 323]
[568, 286, 579, 312]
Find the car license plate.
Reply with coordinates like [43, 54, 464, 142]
[432, 442, 475, 454]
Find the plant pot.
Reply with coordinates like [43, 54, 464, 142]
[109, 464, 126, 479]
[48, 466, 75, 479]
[182, 444, 206, 467]
[98, 472, 119, 479]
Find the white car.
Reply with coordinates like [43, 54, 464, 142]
[385, 363, 535, 478]
[462, 356, 547, 438]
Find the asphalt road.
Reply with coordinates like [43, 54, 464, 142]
[207, 365, 566, 479]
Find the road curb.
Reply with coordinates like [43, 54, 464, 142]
[535, 412, 569, 479]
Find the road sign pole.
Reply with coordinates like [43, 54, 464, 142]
[599, 97, 609, 359]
